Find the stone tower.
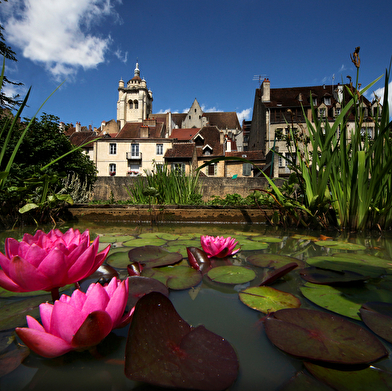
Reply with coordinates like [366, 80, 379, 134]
[117, 62, 153, 129]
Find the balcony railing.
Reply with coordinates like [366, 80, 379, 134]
[126, 152, 142, 160]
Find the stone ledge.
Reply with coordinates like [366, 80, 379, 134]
[68, 205, 275, 224]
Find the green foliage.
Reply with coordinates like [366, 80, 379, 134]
[207, 193, 256, 206]
[125, 162, 202, 205]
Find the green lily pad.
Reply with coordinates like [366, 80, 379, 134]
[0, 294, 52, 331]
[155, 233, 181, 240]
[123, 238, 166, 247]
[237, 239, 268, 251]
[99, 235, 119, 243]
[128, 246, 183, 268]
[247, 253, 304, 269]
[305, 362, 392, 391]
[207, 266, 255, 284]
[336, 253, 392, 274]
[137, 232, 166, 239]
[314, 241, 366, 251]
[105, 250, 130, 269]
[264, 308, 388, 365]
[164, 244, 188, 258]
[142, 266, 202, 290]
[300, 267, 368, 285]
[239, 286, 301, 313]
[251, 236, 283, 243]
[300, 282, 392, 320]
[279, 371, 335, 391]
[360, 302, 392, 343]
[291, 234, 320, 241]
[305, 255, 384, 278]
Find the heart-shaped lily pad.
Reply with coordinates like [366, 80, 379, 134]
[238, 239, 269, 251]
[105, 250, 131, 269]
[125, 292, 239, 390]
[142, 266, 202, 290]
[300, 282, 392, 320]
[314, 241, 366, 251]
[360, 302, 392, 343]
[247, 253, 304, 269]
[305, 362, 392, 391]
[207, 266, 256, 284]
[264, 308, 388, 365]
[300, 267, 368, 285]
[128, 246, 183, 267]
[239, 286, 301, 313]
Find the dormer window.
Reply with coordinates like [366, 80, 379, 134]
[324, 96, 331, 105]
[312, 97, 317, 106]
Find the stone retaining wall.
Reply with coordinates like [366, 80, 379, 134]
[92, 176, 283, 202]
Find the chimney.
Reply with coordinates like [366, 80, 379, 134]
[76, 122, 81, 132]
[226, 140, 232, 152]
[101, 121, 106, 131]
[262, 78, 270, 102]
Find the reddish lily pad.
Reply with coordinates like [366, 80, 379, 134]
[360, 302, 392, 343]
[125, 292, 239, 390]
[128, 246, 183, 268]
[305, 362, 392, 391]
[207, 266, 255, 285]
[264, 308, 388, 365]
[186, 247, 211, 273]
[239, 286, 301, 314]
[247, 253, 304, 269]
[142, 266, 202, 290]
[300, 267, 368, 285]
[0, 344, 30, 377]
[126, 276, 169, 310]
[279, 370, 335, 391]
[260, 262, 298, 285]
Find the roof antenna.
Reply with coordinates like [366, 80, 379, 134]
[253, 74, 267, 88]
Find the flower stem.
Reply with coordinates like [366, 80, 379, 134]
[51, 287, 60, 302]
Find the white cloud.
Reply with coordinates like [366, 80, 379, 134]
[2, 0, 121, 80]
[370, 81, 392, 115]
[114, 49, 128, 63]
[237, 108, 251, 123]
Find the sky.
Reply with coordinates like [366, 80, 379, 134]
[0, 0, 391, 128]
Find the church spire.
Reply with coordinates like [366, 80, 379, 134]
[134, 60, 140, 78]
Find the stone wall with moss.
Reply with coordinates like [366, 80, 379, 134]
[92, 176, 281, 202]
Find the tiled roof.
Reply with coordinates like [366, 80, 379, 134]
[202, 112, 240, 129]
[69, 131, 99, 148]
[195, 126, 223, 157]
[164, 143, 195, 159]
[169, 128, 200, 140]
[116, 122, 165, 138]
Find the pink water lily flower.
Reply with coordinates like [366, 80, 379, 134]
[0, 228, 110, 293]
[200, 235, 240, 258]
[16, 277, 132, 358]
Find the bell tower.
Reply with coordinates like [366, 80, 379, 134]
[117, 61, 153, 129]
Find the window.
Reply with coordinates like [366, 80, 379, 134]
[335, 107, 341, 117]
[109, 143, 116, 155]
[131, 144, 139, 157]
[279, 155, 285, 168]
[172, 162, 185, 174]
[156, 144, 163, 155]
[243, 163, 252, 176]
[324, 97, 331, 105]
[312, 97, 317, 106]
[129, 101, 133, 109]
[134, 100, 138, 109]
[319, 108, 326, 118]
[109, 164, 116, 176]
[207, 164, 217, 176]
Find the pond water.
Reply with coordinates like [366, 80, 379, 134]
[1, 221, 392, 390]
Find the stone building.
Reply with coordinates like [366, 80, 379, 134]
[248, 78, 380, 177]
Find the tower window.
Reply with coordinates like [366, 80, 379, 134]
[134, 100, 138, 109]
[129, 101, 133, 109]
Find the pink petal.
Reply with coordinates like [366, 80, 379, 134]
[0, 270, 26, 292]
[39, 302, 54, 332]
[66, 242, 97, 282]
[51, 300, 87, 344]
[68, 289, 87, 311]
[15, 327, 73, 358]
[105, 279, 128, 327]
[0, 253, 11, 276]
[8, 256, 51, 291]
[37, 249, 67, 286]
[82, 283, 110, 314]
[26, 315, 45, 332]
[5, 237, 20, 258]
[23, 244, 47, 268]
[103, 276, 119, 297]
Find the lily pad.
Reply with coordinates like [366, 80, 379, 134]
[207, 266, 256, 284]
[239, 286, 301, 313]
[238, 239, 269, 251]
[300, 282, 392, 320]
[142, 266, 202, 290]
[186, 247, 211, 273]
[264, 308, 388, 365]
[127, 276, 169, 310]
[300, 267, 368, 285]
[279, 370, 335, 391]
[0, 344, 30, 377]
[0, 294, 52, 331]
[123, 238, 166, 247]
[128, 246, 183, 267]
[314, 241, 366, 251]
[336, 253, 392, 274]
[360, 302, 392, 343]
[125, 292, 239, 390]
[305, 362, 392, 391]
[252, 236, 283, 243]
[105, 250, 131, 269]
[305, 255, 384, 278]
[247, 253, 304, 269]
[155, 233, 181, 240]
[164, 244, 189, 257]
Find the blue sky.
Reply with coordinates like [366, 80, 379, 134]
[1, 0, 391, 128]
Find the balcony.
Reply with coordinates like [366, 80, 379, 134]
[126, 152, 142, 160]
